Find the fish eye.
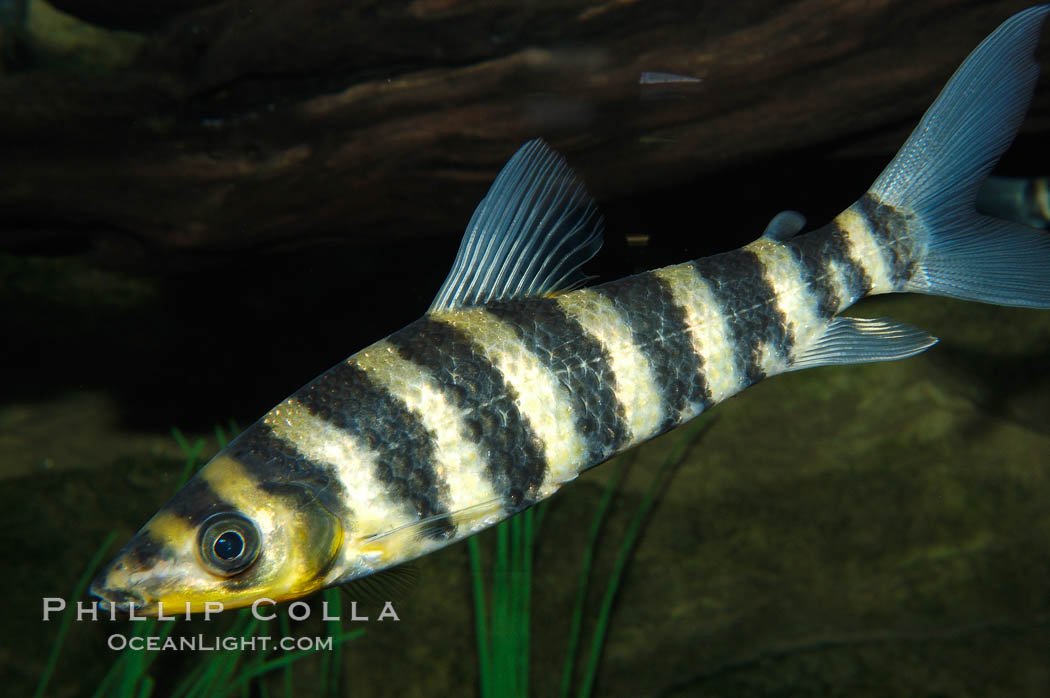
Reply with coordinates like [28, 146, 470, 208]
[198, 512, 260, 576]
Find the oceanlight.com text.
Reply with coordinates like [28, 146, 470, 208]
[107, 633, 337, 652]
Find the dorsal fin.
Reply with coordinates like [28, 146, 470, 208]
[428, 139, 604, 312]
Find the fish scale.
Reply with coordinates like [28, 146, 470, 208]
[784, 222, 874, 318]
[389, 314, 548, 508]
[484, 296, 632, 462]
[594, 271, 712, 428]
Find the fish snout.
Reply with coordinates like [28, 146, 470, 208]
[89, 573, 147, 613]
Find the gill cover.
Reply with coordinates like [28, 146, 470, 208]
[90, 453, 343, 615]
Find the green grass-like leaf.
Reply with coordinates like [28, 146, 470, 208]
[576, 416, 711, 698]
[472, 415, 711, 698]
[470, 503, 539, 698]
[559, 454, 630, 698]
[34, 530, 118, 698]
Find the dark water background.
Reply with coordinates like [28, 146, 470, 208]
[2, 1, 1050, 696]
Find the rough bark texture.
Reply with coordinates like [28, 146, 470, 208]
[1, 0, 1047, 269]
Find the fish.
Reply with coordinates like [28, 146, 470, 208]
[978, 175, 1050, 229]
[638, 71, 702, 84]
[92, 6, 1050, 615]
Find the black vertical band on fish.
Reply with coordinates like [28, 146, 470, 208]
[157, 476, 239, 529]
[785, 223, 874, 318]
[692, 250, 794, 386]
[295, 361, 454, 538]
[594, 272, 713, 428]
[389, 316, 548, 508]
[484, 297, 632, 462]
[228, 425, 332, 495]
[854, 193, 918, 288]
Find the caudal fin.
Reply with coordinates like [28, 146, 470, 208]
[870, 5, 1050, 308]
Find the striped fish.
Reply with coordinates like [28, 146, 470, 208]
[93, 7, 1050, 615]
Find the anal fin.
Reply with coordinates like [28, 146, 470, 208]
[788, 317, 938, 372]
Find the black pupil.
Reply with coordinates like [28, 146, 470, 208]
[213, 530, 245, 560]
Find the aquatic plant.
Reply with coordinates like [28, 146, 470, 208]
[470, 415, 710, 698]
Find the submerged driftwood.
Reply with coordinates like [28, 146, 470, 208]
[0, 0, 1047, 268]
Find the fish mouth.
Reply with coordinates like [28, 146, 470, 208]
[89, 577, 149, 614]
